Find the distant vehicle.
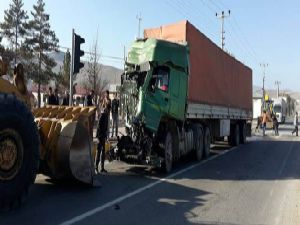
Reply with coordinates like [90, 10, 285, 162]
[253, 98, 263, 119]
[273, 98, 287, 123]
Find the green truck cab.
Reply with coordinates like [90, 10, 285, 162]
[123, 38, 188, 132]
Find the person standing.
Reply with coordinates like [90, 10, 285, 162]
[101, 90, 111, 136]
[54, 88, 59, 105]
[62, 91, 69, 106]
[262, 110, 267, 136]
[47, 87, 56, 105]
[111, 93, 119, 137]
[272, 114, 279, 136]
[86, 90, 94, 106]
[292, 112, 298, 136]
[95, 109, 109, 173]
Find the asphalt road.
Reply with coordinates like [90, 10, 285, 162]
[1, 121, 300, 225]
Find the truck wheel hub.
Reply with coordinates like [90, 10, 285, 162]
[0, 129, 23, 180]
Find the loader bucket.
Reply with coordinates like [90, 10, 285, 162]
[33, 106, 98, 185]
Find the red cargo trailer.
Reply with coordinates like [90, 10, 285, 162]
[144, 20, 252, 113]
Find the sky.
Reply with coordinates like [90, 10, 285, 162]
[0, 0, 300, 91]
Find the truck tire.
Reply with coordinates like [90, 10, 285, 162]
[0, 94, 39, 210]
[229, 124, 240, 146]
[203, 127, 211, 158]
[192, 124, 204, 161]
[162, 132, 173, 173]
[240, 122, 247, 144]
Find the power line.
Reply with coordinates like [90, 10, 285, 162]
[58, 46, 123, 61]
[165, 0, 218, 40]
[163, 0, 191, 21]
[210, 0, 261, 63]
[182, 0, 218, 36]
[209, 0, 223, 11]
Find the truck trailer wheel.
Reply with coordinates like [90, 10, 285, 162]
[240, 122, 247, 144]
[192, 124, 204, 161]
[203, 127, 211, 158]
[229, 124, 240, 146]
[162, 132, 173, 173]
[0, 94, 39, 210]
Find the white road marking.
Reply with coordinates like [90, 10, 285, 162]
[59, 148, 235, 225]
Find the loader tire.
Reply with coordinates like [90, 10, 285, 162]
[0, 94, 39, 210]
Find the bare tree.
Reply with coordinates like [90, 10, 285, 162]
[83, 33, 108, 107]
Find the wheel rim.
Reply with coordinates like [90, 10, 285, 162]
[165, 134, 172, 172]
[0, 129, 24, 180]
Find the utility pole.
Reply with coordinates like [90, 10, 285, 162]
[260, 63, 268, 105]
[216, 10, 230, 50]
[136, 13, 142, 39]
[123, 45, 126, 71]
[275, 80, 281, 98]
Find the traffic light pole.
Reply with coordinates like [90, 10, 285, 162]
[69, 29, 75, 106]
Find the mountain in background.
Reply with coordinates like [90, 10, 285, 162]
[253, 85, 300, 101]
[49, 51, 122, 85]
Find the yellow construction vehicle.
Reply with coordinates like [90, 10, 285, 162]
[0, 58, 97, 210]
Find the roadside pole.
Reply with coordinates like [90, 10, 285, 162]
[69, 29, 75, 106]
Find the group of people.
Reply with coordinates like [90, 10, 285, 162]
[258, 110, 298, 137]
[47, 87, 69, 106]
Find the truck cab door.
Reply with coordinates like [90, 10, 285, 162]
[143, 66, 170, 131]
[168, 69, 187, 120]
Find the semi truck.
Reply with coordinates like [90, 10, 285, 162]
[117, 21, 252, 172]
[273, 97, 287, 123]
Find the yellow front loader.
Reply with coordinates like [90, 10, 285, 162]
[0, 59, 98, 210]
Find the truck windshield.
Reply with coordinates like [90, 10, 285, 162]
[273, 105, 281, 113]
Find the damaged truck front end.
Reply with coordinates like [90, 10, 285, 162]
[117, 61, 162, 166]
[115, 38, 188, 170]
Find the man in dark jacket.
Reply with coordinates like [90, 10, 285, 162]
[62, 91, 69, 106]
[111, 93, 119, 137]
[48, 87, 56, 105]
[272, 114, 279, 136]
[95, 110, 109, 173]
[86, 90, 94, 106]
[54, 88, 59, 105]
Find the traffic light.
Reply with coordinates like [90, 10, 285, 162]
[73, 33, 85, 74]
